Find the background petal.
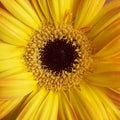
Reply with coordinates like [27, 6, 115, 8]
[58, 91, 78, 120]
[92, 61, 120, 73]
[89, 19, 120, 54]
[74, 0, 105, 28]
[104, 88, 120, 109]
[37, 0, 52, 21]
[0, 42, 24, 60]
[48, 0, 79, 24]
[0, 97, 24, 119]
[94, 35, 120, 58]
[34, 90, 58, 120]
[0, 8, 32, 35]
[86, 72, 120, 87]
[92, 86, 120, 120]
[31, 0, 46, 22]
[0, 72, 37, 98]
[0, 57, 25, 72]
[88, 0, 120, 53]
[69, 86, 110, 120]
[17, 87, 49, 120]
[0, 21, 27, 46]
[1, 0, 41, 30]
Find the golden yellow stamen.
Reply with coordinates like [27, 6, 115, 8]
[24, 23, 92, 91]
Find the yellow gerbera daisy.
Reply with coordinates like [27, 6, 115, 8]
[0, 0, 120, 119]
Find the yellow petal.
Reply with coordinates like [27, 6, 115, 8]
[89, 18, 120, 53]
[88, 0, 120, 41]
[17, 87, 49, 120]
[70, 86, 109, 120]
[0, 22, 27, 46]
[92, 61, 120, 73]
[1, 71, 34, 80]
[48, 0, 78, 24]
[110, 88, 120, 95]
[0, 42, 24, 60]
[90, 0, 120, 27]
[58, 91, 78, 120]
[0, 30, 26, 46]
[94, 35, 120, 58]
[34, 90, 58, 120]
[104, 88, 120, 109]
[0, 66, 27, 78]
[74, 0, 105, 28]
[0, 97, 23, 119]
[70, 89, 92, 120]
[0, 8, 32, 35]
[0, 15, 30, 41]
[1, 0, 40, 30]
[0, 72, 37, 98]
[16, 0, 41, 27]
[18, 86, 39, 108]
[70, 0, 81, 16]
[31, 0, 46, 22]
[37, 0, 52, 21]
[86, 72, 120, 87]
[0, 57, 25, 72]
[92, 87, 120, 120]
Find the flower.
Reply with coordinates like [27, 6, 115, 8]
[0, 0, 120, 119]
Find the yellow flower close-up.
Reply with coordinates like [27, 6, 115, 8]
[0, 0, 120, 119]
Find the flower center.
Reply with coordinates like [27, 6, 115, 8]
[24, 23, 92, 91]
[40, 39, 79, 74]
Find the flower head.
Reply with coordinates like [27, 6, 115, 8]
[0, 0, 120, 119]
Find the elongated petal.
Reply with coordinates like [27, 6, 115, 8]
[94, 35, 120, 58]
[104, 88, 120, 109]
[70, 86, 109, 120]
[86, 72, 120, 87]
[1, 0, 41, 30]
[17, 87, 49, 120]
[34, 90, 58, 120]
[0, 8, 32, 35]
[48, 0, 78, 24]
[90, 19, 120, 53]
[0, 57, 25, 72]
[0, 72, 37, 98]
[58, 91, 78, 120]
[0, 14, 30, 40]
[16, 0, 40, 26]
[18, 86, 39, 109]
[89, 0, 120, 28]
[92, 61, 120, 73]
[31, 0, 46, 22]
[0, 22, 27, 46]
[0, 66, 27, 78]
[92, 87, 120, 120]
[70, 89, 92, 120]
[37, 0, 52, 21]
[0, 97, 23, 119]
[74, 0, 105, 28]
[88, 0, 120, 51]
[0, 42, 24, 60]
